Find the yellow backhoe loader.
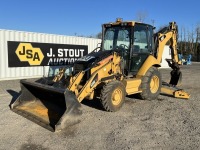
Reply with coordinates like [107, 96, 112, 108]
[11, 19, 190, 132]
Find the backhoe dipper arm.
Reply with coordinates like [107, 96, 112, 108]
[156, 22, 190, 99]
[155, 22, 182, 86]
[156, 22, 179, 63]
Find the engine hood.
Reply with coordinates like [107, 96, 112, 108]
[75, 50, 114, 65]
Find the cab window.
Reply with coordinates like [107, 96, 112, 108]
[133, 24, 148, 53]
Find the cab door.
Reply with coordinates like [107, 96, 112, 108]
[129, 24, 153, 75]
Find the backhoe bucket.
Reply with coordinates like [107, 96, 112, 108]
[11, 79, 82, 132]
[169, 70, 182, 86]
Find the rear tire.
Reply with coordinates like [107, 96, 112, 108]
[100, 81, 126, 112]
[139, 67, 161, 100]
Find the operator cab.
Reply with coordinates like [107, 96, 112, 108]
[102, 18, 154, 76]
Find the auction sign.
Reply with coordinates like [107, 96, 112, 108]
[8, 41, 88, 67]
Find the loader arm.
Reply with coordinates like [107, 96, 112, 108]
[68, 52, 122, 102]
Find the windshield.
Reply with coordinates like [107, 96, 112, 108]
[48, 65, 73, 78]
[103, 27, 131, 51]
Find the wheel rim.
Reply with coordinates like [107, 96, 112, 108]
[111, 88, 122, 106]
[150, 75, 159, 93]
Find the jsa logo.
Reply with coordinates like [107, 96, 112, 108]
[15, 43, 44, 65]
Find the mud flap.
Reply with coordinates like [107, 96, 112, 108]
[11, 79, 82, 132]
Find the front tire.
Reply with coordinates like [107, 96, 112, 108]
[100, 81, 126, 112]
[139, 67, 161, 100]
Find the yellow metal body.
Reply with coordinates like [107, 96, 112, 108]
[68, 52, 124, 102]
[137, 55, 160, 77]
[55, 21, 189, 102]
[11, 20, 190, 132]
[122, 79, 142, 95]
[55, 21, 189, 101]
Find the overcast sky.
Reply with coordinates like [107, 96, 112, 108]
[0, 0, 199, 36]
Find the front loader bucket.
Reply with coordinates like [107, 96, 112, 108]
[11, 79, 82, 132]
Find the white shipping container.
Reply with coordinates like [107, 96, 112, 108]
[0, 29, 101, 80]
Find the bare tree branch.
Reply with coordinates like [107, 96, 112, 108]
[136, 11, 148, 23]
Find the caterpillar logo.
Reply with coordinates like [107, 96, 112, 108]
[15, 43, 44, 65]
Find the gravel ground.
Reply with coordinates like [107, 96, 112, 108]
[0, 63, 200, 150]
